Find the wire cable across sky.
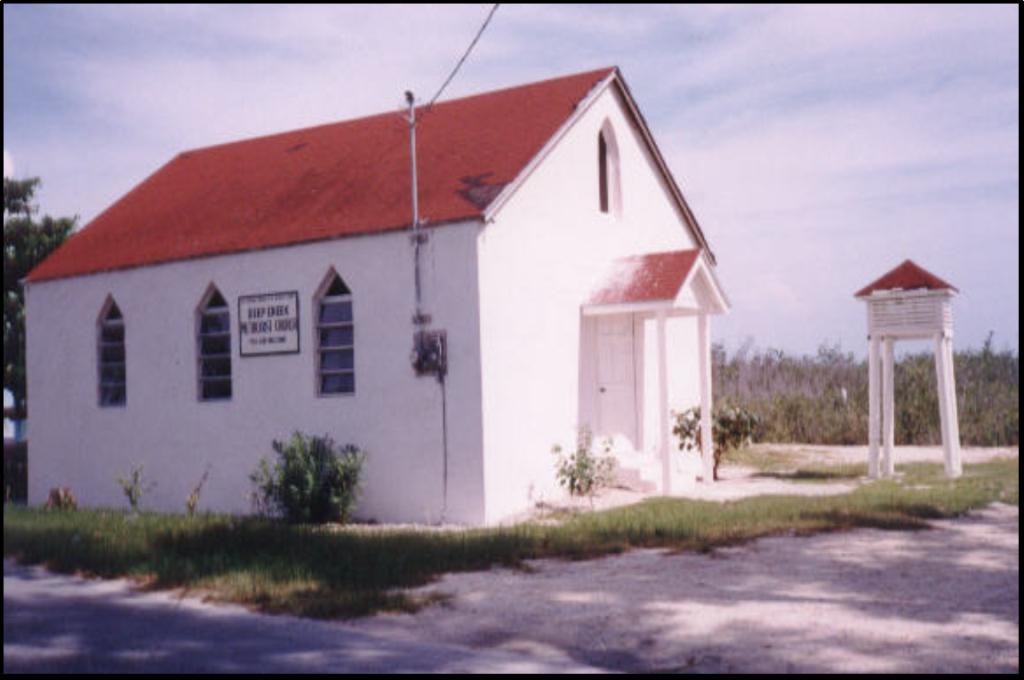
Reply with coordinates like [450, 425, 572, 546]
[426, 4, 500, 109]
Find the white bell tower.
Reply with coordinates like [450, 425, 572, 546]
[855, 260, 961, 479]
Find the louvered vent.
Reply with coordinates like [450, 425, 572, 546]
[868, 293, 952, 337]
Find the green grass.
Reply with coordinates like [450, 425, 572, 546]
[4, 458, 1017, 619]
[723, 446, 867, 482]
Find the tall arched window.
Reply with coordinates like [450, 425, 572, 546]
[599, 132, 610, 213]
[315, 270, 355, 395]
[97, 297, 126, 407]
[598, 121, 622, 217]
[196, 285, 232, 401]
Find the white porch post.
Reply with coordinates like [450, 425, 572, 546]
[698, 313, 714, 483]
[943, 335, 963, 477]
[657, 311, 671, 495]
[881, 337, 896, 477]
[867, 334, 881, 478]
[935, 332, 962, 477]
[933, 333, 951, 474]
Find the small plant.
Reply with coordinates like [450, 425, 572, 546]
[552, 426, 617, 504]
[249, 457, 274, 517]
[250, 432, 366, 524]
[673, 404, 761, 481]
[116, 464, 155, 513]
[44, 486, 77, 511]
[186, 465, 211, 517]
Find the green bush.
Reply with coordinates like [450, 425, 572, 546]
[673, 404, 761, 480]
[250, 432, 366, 524]
[552, 427, 617, 503]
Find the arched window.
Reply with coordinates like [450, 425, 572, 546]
[97, 297, 126, 407]
[315, 270, 354, 395]
[598, 121, 622, 217]
[599, 132, 610, 213]
[196, 285, 232, 401]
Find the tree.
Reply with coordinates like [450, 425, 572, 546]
[3, 177, 76, 420]
[673, 404, 761, 481]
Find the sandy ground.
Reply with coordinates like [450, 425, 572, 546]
[345, 446, 1019, 673]
[340, 445, 1018, 526]
[3, 561, 602, 673]
[7, 445, 1015, 672]
[508, 467, 858, 520]
[351, 503, 1018, 673]
[508, 444, 1019, 517]
[750, 443, 1020, 466]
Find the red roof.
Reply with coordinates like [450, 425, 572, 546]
[855, 259, 958, 297]
[28, 67, 616, 282]
[588, 249, 701, 305]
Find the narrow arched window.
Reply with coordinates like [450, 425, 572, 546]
[599, 132, 610, 213]
[598, 121, 622, 217]
[315, 271, 354, 395]
[197, 286, 232, 401]
[98, 297, 126, 407]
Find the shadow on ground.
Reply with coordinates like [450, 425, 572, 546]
[350, 504, 1019, 673]
[2, 562, 597, 673]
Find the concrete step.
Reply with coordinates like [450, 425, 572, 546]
[614, 466, 658, 493]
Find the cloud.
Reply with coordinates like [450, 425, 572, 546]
[6, 5, 522, 225]
[3, 4, 1017, 354]
[3, 149, 11, 178]
[642, 5, 1019, 354]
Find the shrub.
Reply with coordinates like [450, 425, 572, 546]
[674, 404, 761, 481]
[250, 432, 366, 524]
[44, 486, 77, 511]
[116, 464, 155, 513]
[552, 426, 617, 503]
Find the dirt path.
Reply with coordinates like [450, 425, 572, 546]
[351, 503, 1019, 673]
[750, 443, 1019, 466]
[7, 446, 1016, 672]
[2, 562, 602, 673]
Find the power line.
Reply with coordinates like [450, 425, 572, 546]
[379, 4, 500, 189]
[426, 4, 500, 109]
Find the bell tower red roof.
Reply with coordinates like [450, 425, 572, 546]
[855, 259, 958, 298]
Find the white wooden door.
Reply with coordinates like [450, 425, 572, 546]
[596, 315, 638, 446]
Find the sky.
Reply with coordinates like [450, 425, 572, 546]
[3, 4, 1019, 358]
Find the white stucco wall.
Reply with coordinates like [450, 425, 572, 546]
[25, 222, 486, 524]
[476, 82, 707, 523]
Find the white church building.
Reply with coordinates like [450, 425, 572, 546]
[26, 67, 729, 525]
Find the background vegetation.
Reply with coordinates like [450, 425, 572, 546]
[713, 336, 1018, 446]
[4, 177, 76, 420]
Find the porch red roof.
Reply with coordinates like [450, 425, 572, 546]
[588, 249, 702, 306]
[28, 67, 616, 283]
[854, 260, 958, 298]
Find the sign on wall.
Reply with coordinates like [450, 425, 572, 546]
[238, 291, 300, 356]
